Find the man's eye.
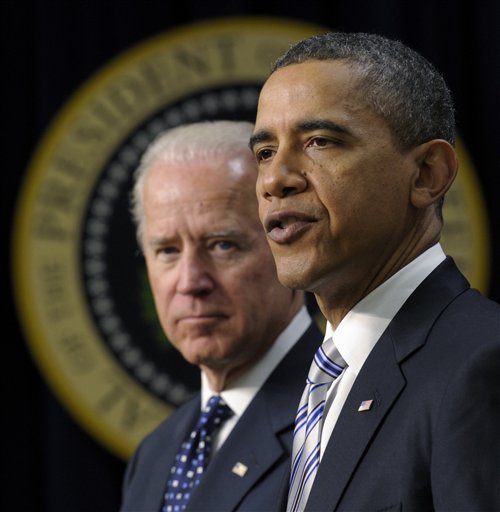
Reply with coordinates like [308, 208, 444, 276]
[256, 148, 274, 161]
[309, 137, 332, 147]
[159, 247, 178, 256]
[213, 240, 235, 251]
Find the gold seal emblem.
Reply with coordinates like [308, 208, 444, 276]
[12, 18, 490, 460]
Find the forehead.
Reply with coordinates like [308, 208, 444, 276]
[253, 60, 395, 145]
[265, 60, 362, 100]
[256, 60, 367, 124]
[150, 153, 253, 186]
[144, 157, 259, 221]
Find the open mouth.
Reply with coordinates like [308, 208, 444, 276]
[265, 212, 317, 244]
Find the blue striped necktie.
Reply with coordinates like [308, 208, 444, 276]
[162, 395, 233, 512]
[287, 338, 346, 512]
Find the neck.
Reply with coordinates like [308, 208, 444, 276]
[201, 366, 237, 393]
[202, 292, 304, 392]
[317, 227, 440, 329]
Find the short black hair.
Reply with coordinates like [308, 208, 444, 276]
[273, 32, 455, 150]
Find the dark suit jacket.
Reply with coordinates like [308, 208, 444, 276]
[305, 258, 500, 512]
[121, 322, 322, 512]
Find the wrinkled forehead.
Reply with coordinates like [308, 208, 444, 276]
[150, 150, 256, 182]
[146, 156, 259, 215]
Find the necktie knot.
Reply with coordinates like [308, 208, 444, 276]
[307, 337, 346, 385]
[198, 395, 233, 439]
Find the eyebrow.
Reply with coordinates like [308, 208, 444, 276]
[297, 119, 351, 136]
[147, 229, 247, 248]
[249, 118, 352, 151]
[249, 130, 273, 152]
[204, 229, 245, 240]
[147, 236, 172, 249]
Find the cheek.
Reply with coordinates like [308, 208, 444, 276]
[314, 160, 384, 219]
[247, 269, 288, 318]
[225, 264, 275, 312]
[314, 172, 350, 223]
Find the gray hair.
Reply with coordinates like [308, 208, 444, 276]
[273, 32, 455, 150]
[131, 120, 255, 246]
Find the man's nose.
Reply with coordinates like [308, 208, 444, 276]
[176, 250, 215, 296]
[257, 149, 307, 200]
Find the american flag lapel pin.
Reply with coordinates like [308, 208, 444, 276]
[358, 399, 374, 412]
[232, 462, 248, 477]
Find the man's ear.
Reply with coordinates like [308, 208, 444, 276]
[410, 139, 458, 209]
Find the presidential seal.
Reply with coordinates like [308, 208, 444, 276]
[12, 17, 491, 460]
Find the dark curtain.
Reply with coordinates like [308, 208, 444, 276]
[4, 1, 499, 511]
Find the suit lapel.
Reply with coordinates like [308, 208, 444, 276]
[187, 322, 322, 512]
[306, 330, 405, 511]
[306, 258, 470, 511]
[141, 399, 201, 512]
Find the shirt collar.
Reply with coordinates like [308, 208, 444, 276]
[326, 244, 446, 374]
[201, 305, 311, 415]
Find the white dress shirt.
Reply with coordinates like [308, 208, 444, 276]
[320, 244, 446, 456]
[201, 305, 312, 455]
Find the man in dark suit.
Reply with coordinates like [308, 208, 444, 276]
[121, 120, 322, 512]
[250, 32, 500, 512]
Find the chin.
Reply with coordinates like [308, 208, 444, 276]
[276, 266, 311, 291]
[272, 247, 310, 283]
[181, 338, 229, 367]
[178, 350, 202, 367]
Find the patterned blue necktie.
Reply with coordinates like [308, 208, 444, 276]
[163, 395, 233, 512]
[287, 338, 346, 512]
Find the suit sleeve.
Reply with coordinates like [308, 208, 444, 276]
[431, 344, 500, 511]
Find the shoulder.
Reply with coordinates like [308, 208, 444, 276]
[134, 394, 199, 457]
[432, 287, 500, 349]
